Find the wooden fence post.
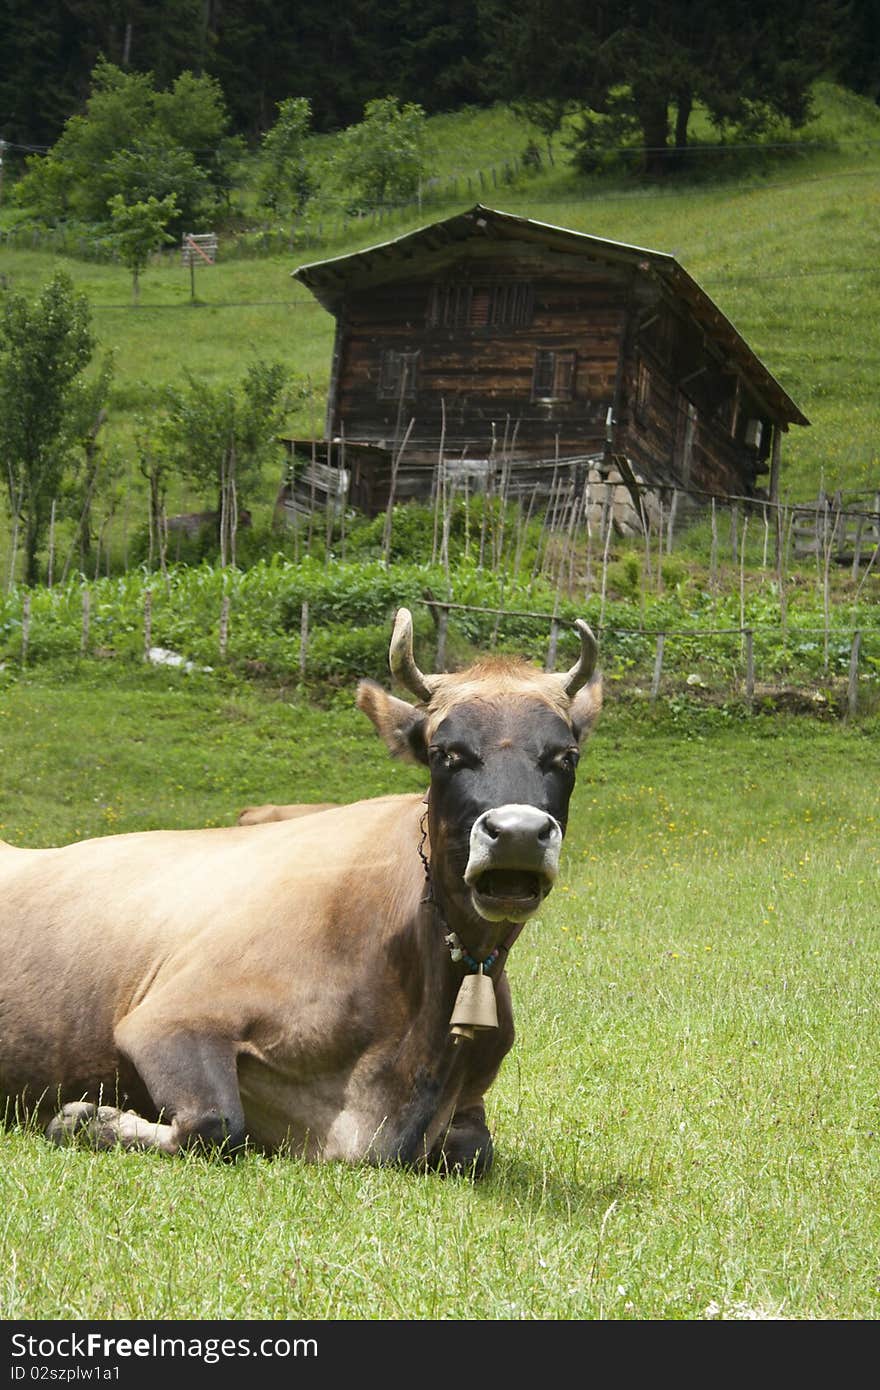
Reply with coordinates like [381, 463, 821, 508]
[491, 580, 504, 649]
[545, 618, 560, 672]
[650, 633, 665, 702]
[744, 628, 754, 709]
[848, 630, 862, 718]
[143, 588, 152, 660]
[47, 499, 56, 588]
[219, 594, 230, 660]
[775, 504, 787, 635]
[851, 515, 864, 579]
[21, 592, 31, 667]
[81, 587, 90, 655]
[666, 488, 678, 554]
[435, 605, 448, 671]
[299, 600, 309, 680]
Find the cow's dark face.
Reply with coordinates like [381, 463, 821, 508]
[357, 613, 601, 953]
[425, 696, 579, 925]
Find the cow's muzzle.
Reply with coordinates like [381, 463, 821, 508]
[464, 804, 563, 922]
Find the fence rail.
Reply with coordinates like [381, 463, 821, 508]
[2, 581, 877, 718]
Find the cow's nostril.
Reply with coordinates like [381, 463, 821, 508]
[482, 813, 501, 840]
[538, 816, 556, 842]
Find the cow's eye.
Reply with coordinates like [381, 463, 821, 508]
[546, 747, 579, 773]
[429, 745, 475, 771]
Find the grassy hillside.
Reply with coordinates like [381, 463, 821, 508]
[0, 83, 878, 552]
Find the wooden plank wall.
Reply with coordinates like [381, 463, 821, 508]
[331, 261, 624, 460]
[325, 249, 776, 508]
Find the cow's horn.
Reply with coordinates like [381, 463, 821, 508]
[561, 619, 599, 698]
[389, 607, 438, 702]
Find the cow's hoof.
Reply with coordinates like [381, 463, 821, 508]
[46, 1102, 97, 1145]
[46, 1102, 124, 1150]
[431, 1129, 495, 1180]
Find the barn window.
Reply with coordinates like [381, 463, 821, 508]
[532, 349, 576, 401]
[378, 349, 419, 400]
[428, 282, 533, 330]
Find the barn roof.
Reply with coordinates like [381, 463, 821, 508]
[293, 203, 808, 429]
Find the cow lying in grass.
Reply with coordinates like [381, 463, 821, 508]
[236, 802, 337, 825]
[0, 608, 601, 1176]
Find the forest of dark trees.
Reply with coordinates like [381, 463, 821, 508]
[1, 0, 877, 151]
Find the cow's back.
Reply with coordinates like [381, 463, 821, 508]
[0, 794, 425, 1118]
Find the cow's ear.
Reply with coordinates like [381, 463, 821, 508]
[356, 680, 429, 765]
[570, 674, 603, 744]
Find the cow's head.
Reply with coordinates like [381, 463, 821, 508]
[357, 608, 601, 956]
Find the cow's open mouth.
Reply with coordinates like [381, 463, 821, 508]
[471, 868, 545, 919]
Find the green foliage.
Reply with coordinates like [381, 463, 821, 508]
[160, 361, 292, 563]
[259, 97, 315, 216]
[485, 0, 835, 175]
[59, 352, 117, 572]
[15, 58, 236, 233]
[0, 272, 100, 585]
[103, 142, 209, 234]
[607, 553, 642, 601]
[334, 96, 432, 209]
[1, 551, 876, 713]
[107, 194, 179, 303]
[152, 70, 230, 152]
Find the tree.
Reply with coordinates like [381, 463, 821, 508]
[483, 0, 839, 175]
[162, 361, 290, 567]
[198, 0, 492, 136]
[0, 2, 217, 147]
[335, 96, 431, 210]
[61, 351, 116, 579]
[834, 0, 880, 102]
[134, 424, 173, 580]
[15, 57, 238, 231]
[107, 192, 178, 302]
[0, 273, 100, 586]
[0, 0, 495, 149]
[259, 97, 314, 216]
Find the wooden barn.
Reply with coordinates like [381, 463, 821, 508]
[281, 204, 808, 526]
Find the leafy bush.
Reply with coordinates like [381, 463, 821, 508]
[15, 59, 240, 235]
[1, 550, 876, 719]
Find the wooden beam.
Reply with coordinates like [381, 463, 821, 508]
[769, 424, 782, 507]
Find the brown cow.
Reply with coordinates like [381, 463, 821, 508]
[235, 795, 401, 825]
[236, 802, 338, 825]
[0, 608, 601, 1176]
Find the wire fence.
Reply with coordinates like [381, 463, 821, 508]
[3, 561, 878, 718]
[5, 140, 877, 268]
[0, 152, 539, 264]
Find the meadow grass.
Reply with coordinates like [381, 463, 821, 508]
[0, 663, 878, 1319]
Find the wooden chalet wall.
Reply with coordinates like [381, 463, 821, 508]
[329, 243, 625, 462]
[621, 289, 773, 500]
[294, 207, 807, 516]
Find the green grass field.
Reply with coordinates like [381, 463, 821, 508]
[1, 662, 878, 1320]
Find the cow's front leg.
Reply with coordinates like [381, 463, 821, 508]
[48, 1020, 247, 1157]
[426, 1102, 494, 1179]
[46, 1101, 179, 1154]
